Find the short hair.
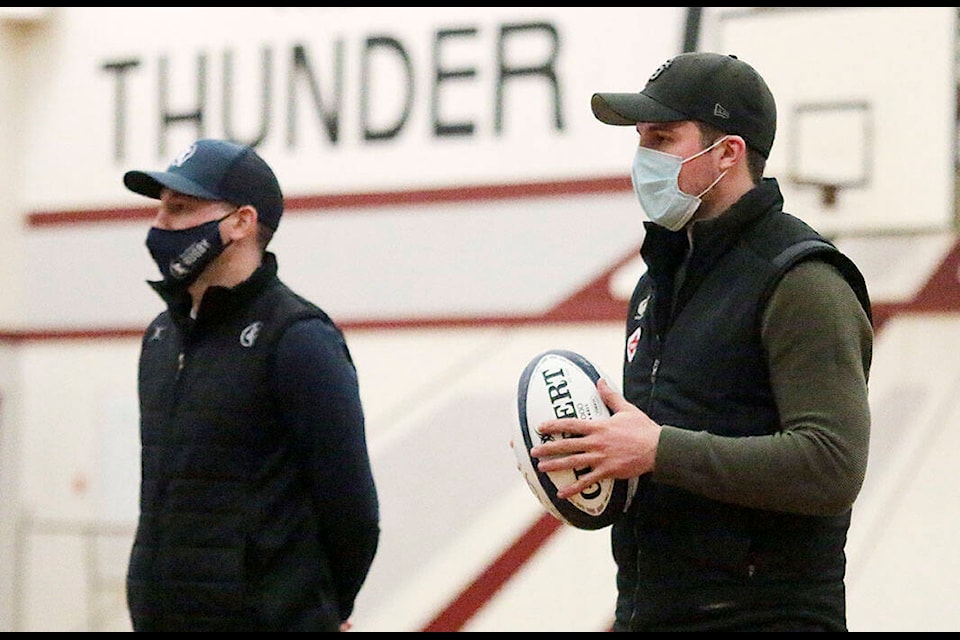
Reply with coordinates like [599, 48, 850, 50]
[257, 223, 274, 251]
[696, 121, 766, 184]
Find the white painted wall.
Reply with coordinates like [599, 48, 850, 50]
[1, 6, 958, 632]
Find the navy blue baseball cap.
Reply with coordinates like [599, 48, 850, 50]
[591, 52, 777, 158]
[123, 139, 284, 230]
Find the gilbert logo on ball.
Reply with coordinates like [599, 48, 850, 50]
[514, 349, 636, 530]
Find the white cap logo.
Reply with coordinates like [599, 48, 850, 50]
[171, 143, 198, 167]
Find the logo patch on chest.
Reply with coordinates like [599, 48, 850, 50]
[239, 321, 263, 347]
[626, 326, 642, 362]
[149, 324, 166, 342]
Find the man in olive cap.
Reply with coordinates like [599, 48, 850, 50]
[532, 53, 873, 631]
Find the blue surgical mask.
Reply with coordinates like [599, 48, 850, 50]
[630, 137, 729, 231]
[146, 210, 236, 287]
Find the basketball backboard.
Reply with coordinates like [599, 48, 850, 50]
[717, 7, 956, 235]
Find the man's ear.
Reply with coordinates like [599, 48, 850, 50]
[719, 135, 747, 169]
[226, 205, 258, 241]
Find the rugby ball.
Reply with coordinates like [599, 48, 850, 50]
[514, 349, 637, 530]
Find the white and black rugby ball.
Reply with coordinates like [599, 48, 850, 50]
[514, 349, 637, 530]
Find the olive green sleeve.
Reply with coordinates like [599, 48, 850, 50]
[653, 259, 873, 516]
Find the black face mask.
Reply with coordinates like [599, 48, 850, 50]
[145, 210, 235, 287]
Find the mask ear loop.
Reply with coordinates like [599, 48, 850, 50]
[217, 207, 241, 224]
[217, 206, 243, 250]
[682, 136, 730, 199]
[696, 169, 728, 199]
[681, 135, 729, 165]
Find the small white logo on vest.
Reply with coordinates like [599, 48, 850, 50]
[240, 321, 263, 347]
[634, 296, 650, 321]
[149, 325, 166, 342]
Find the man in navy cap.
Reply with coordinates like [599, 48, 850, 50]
[531, 53, 873, 631]
[123, 139, 380, 632]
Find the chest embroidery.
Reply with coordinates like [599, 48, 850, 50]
[239, 321, 263, 348]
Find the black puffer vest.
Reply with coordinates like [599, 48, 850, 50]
[128, 253, 343, 631]
[613, 179, 871, 631]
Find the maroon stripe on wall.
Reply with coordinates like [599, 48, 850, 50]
[420, 514, 564, 632]
[25, 176, 632, 227]
[908, 238, 960, 313]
